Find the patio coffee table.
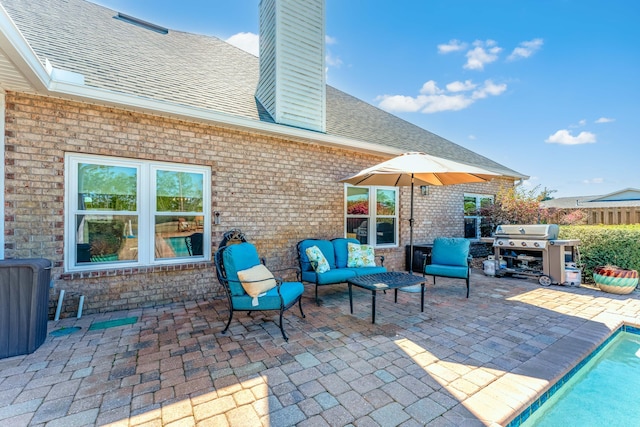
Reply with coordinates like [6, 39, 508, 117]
[347, 272, 425, 324]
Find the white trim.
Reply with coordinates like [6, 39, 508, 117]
[0, 91, 4, 259]
[464, 193, 494, 240]
[345, 184, 399, 248]
[64, 153, 211, 272]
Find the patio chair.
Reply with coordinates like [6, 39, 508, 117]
[424, 237, 471, 298]
[214, 229, 305, 341]
[185, 232, 203, 256]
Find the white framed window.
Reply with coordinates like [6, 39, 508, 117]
[464, 193, 493, 239]
[65, 154, 211, 271]
[345, 185, 398, 247]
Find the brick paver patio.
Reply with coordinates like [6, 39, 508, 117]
[1, 271, 638, 426]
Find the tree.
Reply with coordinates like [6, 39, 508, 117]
[479, 185, 547, 232]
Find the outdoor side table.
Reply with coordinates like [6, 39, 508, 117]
[347, 272, 425, 324]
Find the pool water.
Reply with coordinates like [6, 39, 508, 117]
[521, 330, 640, 426]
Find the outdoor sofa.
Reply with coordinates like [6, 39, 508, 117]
[297, 238, 386, 305]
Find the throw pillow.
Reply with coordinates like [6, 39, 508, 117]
[306, 245, 330, 273]
[360, 245, 376, 267]
[237, 264, 277, 306]
[347, 242, 364, 267]
[348, 242, 376, 267]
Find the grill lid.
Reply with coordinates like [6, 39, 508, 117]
[494, 224, 559, 240]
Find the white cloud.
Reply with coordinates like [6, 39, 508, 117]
[226, 32, 259, 56]
[583, 177, 604, 184]
[377, 79, 507, 114]
[438, 39, 467, 54]
[446, 80, 476, 92]
[421, 94, 474, 113]
[376, 95, 425, 113]
[468, 134, 477, 140]
[464, 40, 502, 70]
[595, 117, 615, 123]
[545, 129, 597, 145]
[507, 38, 544, 61]
[420, 80, 443, 95]
[326, 35, 337, 45]
[326, 52, 343, 68]
[471, 80, 507, 99]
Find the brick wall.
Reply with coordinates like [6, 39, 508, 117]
[4, 91, 511, 317]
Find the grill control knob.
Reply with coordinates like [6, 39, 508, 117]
[498, 241, 503, 246]
[534, 242, 540, 247]
[521, 241, 527, 247]
[509, 241, 514, 246]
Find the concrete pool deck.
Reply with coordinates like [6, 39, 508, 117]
[1, 271, 638, 426]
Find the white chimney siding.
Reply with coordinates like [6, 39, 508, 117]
[256, 0, 326, 133]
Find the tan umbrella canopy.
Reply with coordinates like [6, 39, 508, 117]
[340, 152, 500, 273]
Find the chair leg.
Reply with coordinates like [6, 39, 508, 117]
[466, 277, 470, 298]
[315, 285, 320, 306]
[278, 307, 288, 342]
[298, 297, 305, 318]
[222, 309, 234, 334]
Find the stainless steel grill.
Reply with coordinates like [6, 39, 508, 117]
[490, 224, 580, 286]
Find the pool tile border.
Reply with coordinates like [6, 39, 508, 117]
[506, 324, 640, 426]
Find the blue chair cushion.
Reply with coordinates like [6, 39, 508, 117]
[299, 240, 336, 271]
[430, 237, 470, 267]
[222, 242, 261, 296]
[332, 238, 360, 268]
[425, 264, 469, 279]
[230, 281, 304, 311]
[301, 268, 357, 285]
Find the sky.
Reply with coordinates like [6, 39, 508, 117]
[91, 0, 639, 198]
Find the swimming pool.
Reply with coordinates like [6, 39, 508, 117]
[509, 325, 640, 426]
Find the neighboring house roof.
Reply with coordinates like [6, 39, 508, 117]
[0, 0, 526, 179]
[541, 188, 640, 209]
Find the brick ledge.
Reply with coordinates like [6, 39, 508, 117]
[59, 261, 214, 280]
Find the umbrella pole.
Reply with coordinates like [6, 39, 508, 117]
[409, 174, 415, 274]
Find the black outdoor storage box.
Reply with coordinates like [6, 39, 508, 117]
[0, 258, 51, 359]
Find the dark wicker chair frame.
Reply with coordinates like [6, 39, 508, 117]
[214, 229, 305, 341]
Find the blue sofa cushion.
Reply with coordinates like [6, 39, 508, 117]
[299, 239, 337, 272]
[425, 264, 468, 279]
[301, 269, 357, 285]
[430, 237, 470, 267]
[222, 242, 261, 296]
[332, 238, 360, 268]
[230, 281, 304, 310]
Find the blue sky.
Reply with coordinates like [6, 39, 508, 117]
[91, 1, 639, 198]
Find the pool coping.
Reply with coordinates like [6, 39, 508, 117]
[499, 316, 640, 426]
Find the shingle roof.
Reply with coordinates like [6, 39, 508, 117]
[1, 0, 525, 178]
[541, 195, 640, 209]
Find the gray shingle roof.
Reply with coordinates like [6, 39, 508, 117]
[1, 0, 525, 178]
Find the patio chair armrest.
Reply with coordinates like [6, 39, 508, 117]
[377, 255, 385, 266]
[268, 265, 300, 281]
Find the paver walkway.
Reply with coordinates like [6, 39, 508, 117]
[1, 271, 639, 426]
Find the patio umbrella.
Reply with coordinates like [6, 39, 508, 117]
[340, 152, 500, 273]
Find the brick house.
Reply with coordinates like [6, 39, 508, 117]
[0, 0, 526, 317]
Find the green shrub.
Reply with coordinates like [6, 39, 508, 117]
[560, 225, 640, 283]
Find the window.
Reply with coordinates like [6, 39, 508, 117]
[65, 154, 210, 271]
[464, 193, 493, 239]
[345, 186, 398, 246]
